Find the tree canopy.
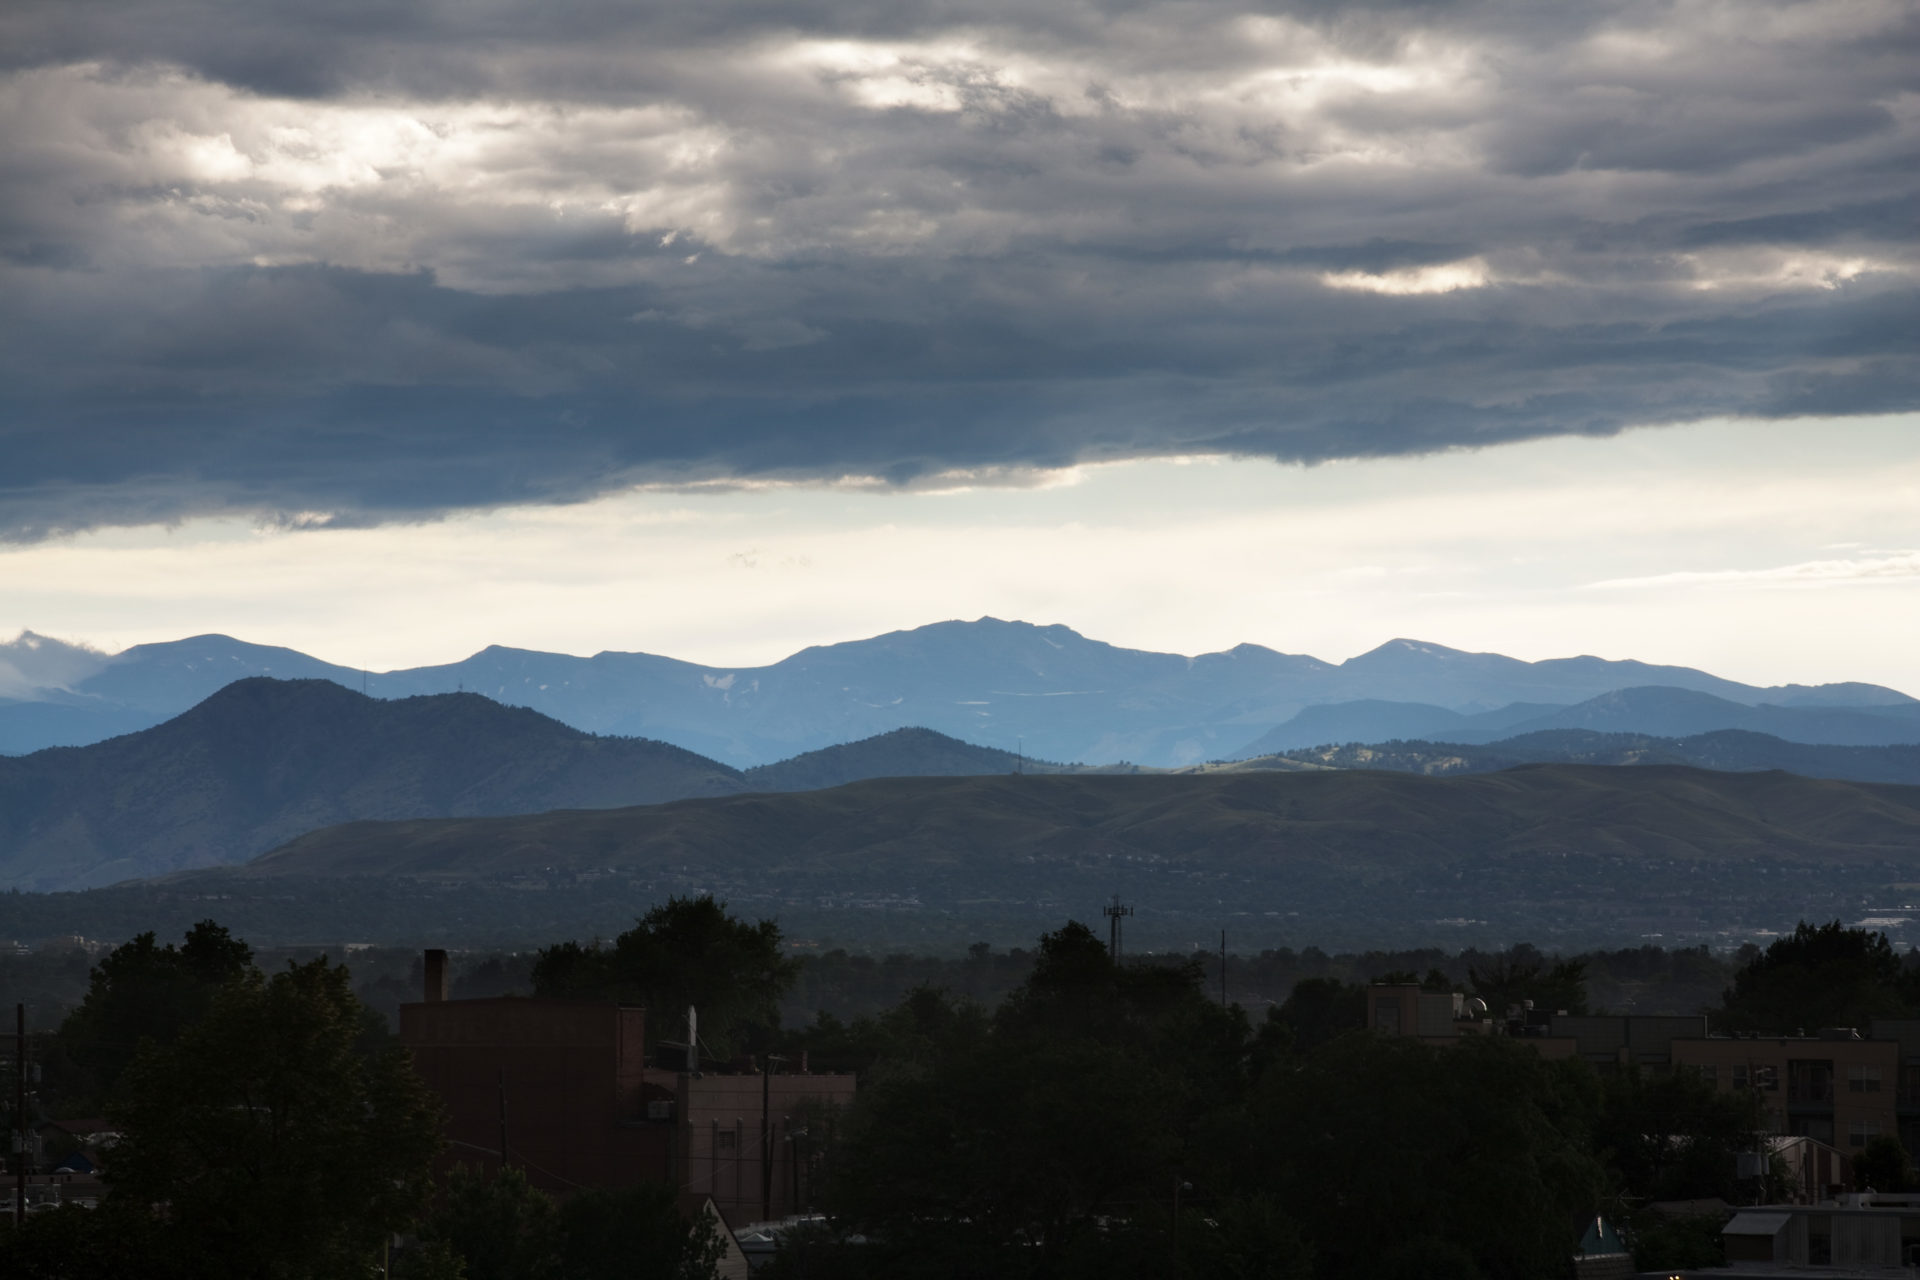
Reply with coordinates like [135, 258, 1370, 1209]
[531, 895, 799, 1057]
[830, 923, 1286, 1280]
[52, 919, 253, 1105]
[108, 957, 444, 1280]
[790, 920, 1787, 1280]
[410, 1164, 722, 1280]
[1718, 920, 1918, 1033]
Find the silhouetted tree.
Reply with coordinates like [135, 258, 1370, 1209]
[556, 1184, 724, 1280]
[828, 922, 1249, 1279]
[1266, 976, 1364, 1052]
[53, 920, 253, 1106]
[532, 896, 798, 1057]
[1854, 1135, 1914, 1192]
[1241, 1033, 1603, 1280]
[1719, 920, 1916, 1033]
[1592, 1066, 1768, 1201]
[416, 1164, 560, 1280]
[1469, 949, 1589, 1018]
[109, 958, 443, 1280]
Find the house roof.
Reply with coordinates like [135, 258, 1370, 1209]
[1724, 1211, 1793, 1236]
[37, 1117, 116, 1138]
[1572, 1212, 1628, 1258]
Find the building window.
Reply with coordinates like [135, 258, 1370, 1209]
[1691, 1065, 1718, 1085]
[1851, 1121, 1880, 1148]
[1373, 1003, 1401, 1034]
[1754, 1065, 1779, 1092]
[1792, 1116, 1835, 1145]
[715, 1130, 737, 1150]
[1848, 1065, 1883, 1093]
[1733, 1065, 1749, 1089]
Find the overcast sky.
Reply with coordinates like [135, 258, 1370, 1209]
[0, 0, 1915, 684]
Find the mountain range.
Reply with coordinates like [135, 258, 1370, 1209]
[0, 680, 1069, 890]
[4, 620, 1915, 768]
[12, 672, 1920, 893]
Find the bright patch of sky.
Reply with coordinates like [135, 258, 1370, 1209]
[3, 415, 1917, 693]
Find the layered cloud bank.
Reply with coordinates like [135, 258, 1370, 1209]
[1, 0, 1914, 534]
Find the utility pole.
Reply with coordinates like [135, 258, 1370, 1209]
[760, 1054, 787, 1222]
[1172, 1173, 1190, 1269]
[1103, 896, 1133, 961]
[497, 1069, 509, 1172]
[1220, 930, 1228, 1008]
[15, 1003, 25, 1228]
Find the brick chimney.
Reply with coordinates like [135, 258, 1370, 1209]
[424, 948, 449, 1003]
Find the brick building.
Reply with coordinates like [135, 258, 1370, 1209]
[399, 950, 854, 1223]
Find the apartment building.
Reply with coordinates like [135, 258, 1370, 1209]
[1671, 1032, 1899, 1151]
[1363, 982, 1909, 1154]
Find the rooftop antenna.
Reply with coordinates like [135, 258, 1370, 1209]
[1103, 895, 1133, 961]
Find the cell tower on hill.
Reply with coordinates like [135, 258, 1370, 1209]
[1103, 895, 1133, 960]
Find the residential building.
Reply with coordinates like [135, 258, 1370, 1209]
[1365, 984, 1481, 1043]
[1546, 1014, 1708, 1072]
[1722, 1194, 1920, 1268]
[1858, 1019, 1920, 1156]
[1671, 1031, 1899, 1151]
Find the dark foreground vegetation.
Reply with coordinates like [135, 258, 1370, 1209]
[2, 929, 1751, 1034]
[7, 909, 1920, 1278]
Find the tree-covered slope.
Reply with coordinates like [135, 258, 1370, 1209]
[0, 678, 745, 890]
[245, 764, 1920, 884]
[1240, 729, 1920, 785]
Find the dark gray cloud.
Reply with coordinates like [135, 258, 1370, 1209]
[0, 0, 1914, 535]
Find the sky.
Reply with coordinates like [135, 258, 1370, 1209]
[1, 0, 1916, 686]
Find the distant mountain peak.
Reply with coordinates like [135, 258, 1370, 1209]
[1350, 638, 1476, 661]
[0, 629, 109, 697]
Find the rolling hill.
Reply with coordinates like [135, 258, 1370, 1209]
[741, 727, 1067, 792]
[1232, 687, 1920, 757]
[1233, 730, 1920, 785]
[211, 765, 1920, 948]
[246, 764, 1920, 884]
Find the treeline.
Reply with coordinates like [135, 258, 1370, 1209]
[0, 933, 1810, 1035]
[762, 920, 1920, 1279]
[770, 924, 1751, 1280]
